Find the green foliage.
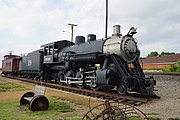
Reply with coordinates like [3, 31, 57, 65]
[162, 60, 180, 72]
[147, 51, 178, 58]
[143, 68, 163, 71]
[160, 52, 175, 56]
[147, 51, 159, 57]
[176, 60, 180, 72]
[0, 96, 75, 120]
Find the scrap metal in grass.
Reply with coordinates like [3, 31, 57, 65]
[82, 101, 148, 120]
[83, 85, 148, 120]
[20, 85, 49, 111]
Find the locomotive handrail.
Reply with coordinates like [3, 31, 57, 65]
[104, 41, 120, 46]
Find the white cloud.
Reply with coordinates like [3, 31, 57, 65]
[0, 0, 67, 38]
[0, 0, 180, 67]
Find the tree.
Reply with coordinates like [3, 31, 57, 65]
[147, 51, 159, 57]
[160, 52, 175, 56]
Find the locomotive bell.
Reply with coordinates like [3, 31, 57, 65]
[127, 27, 137, 35]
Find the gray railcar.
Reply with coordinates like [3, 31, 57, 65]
[20, 50, 43, 73]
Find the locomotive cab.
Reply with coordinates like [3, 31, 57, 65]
[41, 40, 74, 63]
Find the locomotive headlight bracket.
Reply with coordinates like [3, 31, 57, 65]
[127, 27, 137, 36]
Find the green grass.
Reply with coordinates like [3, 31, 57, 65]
[0, 96, 76, 120]
[0, 82, 29, 92]
[64, 118, 82, 120]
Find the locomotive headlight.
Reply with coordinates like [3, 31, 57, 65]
[121, 36, 139, 59]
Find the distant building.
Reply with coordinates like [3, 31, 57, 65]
[140, 54, 180, 69]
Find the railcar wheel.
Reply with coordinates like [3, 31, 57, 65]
[77, 83, 85, 88]
[117, 85, 127, 95]
[29, 95, 49, 111]
[65, 70, 74, 87]
[90, 83, 97, 91]
[58, 72, 65, 85]
[20, 92, 35, 105]
[88, 73, 97, 90]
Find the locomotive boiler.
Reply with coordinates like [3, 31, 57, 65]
[41, 25, 156, 95]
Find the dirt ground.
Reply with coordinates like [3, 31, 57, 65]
[139, 76, 180, 119]
[0, 76, 180, 119]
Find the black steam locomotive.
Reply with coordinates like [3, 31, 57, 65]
[2, 25, 156, 96]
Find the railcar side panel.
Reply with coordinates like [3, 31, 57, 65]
[21, 50, 43, 72]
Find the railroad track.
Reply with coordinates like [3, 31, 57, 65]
[144, 72, 180, 76]
[0, 74, 159, 106]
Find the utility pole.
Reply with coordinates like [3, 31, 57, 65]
[68, 23, 78, 42]
[105, 0, 108, 38]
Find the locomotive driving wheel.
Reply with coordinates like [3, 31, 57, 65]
[58, 72, 65, 85]
[89, 79, 97, 91]
[117, 85, 127, 95]
[65, 70, 74, 86]
[76, 71, 85, 89]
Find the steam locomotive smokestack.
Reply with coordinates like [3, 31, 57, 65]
[113, 25, 121, 36]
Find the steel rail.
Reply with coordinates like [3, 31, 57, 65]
[0, 74, 157, 106]
[144, 72, 180, 76]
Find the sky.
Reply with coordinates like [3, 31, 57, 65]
[0, 0, 180, 66]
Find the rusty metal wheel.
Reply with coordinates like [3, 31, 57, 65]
[20, 92, 35, 105]
[83, 101, 148, 120]
[29, 95, 49, 111]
